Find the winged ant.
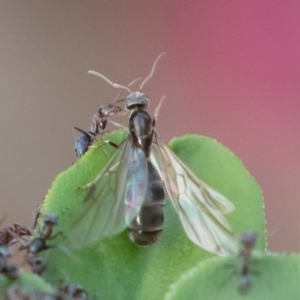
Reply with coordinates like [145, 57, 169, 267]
[69, 53, 238, 256]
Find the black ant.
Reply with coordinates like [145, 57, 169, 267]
[74, 77, 142, 158]
[74, 100, 125, 158]
[19, 214, 62, 254]
[238, 232, 257, 294]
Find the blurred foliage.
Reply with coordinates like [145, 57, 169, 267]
[164, 252, 300, 300]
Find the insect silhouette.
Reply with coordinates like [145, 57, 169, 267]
[69, 53, 238, 256]
[74, 78, 141, 157]
[237, 232, 257, 294]
[74, 100, 124, 158]
[20, 214, 61, 254]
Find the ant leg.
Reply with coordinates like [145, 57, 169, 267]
[74, 127, 98, 141]
[18, 237, 30, 251]
[105, 139, 119, 149]
[78, 140, 119, 190]
[7, 227, 20, 245]
[32, 205, 42, 229]
[88, 135, 119, 157]
[107, 119, 127, 129]
[49, 231, 64, 240]
[101, 139, 119, 156]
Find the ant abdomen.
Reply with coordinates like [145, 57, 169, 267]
[128, 162, 165, 246]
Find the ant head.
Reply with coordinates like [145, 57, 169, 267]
[241, 232, 257, 249]
[98, 102, 124, 117]
[125, 92, 149, 111]
[43, 214, 58, 227]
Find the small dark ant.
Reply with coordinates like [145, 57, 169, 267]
[19, 214, 62, 254]
[89, 99, 126, 135]
[74, 100, 126, 158]
[86, 76, 142, 136]
[74, 77, 141, 158]
[238, 232, 257, 294]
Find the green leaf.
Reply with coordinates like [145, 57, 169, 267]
[40, 129, 265, 300]
[164, 252, 300, 300]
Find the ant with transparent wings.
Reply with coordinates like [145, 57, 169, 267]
[70, 53, 237, 256]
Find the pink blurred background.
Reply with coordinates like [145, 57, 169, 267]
[0, 1, 299, 252]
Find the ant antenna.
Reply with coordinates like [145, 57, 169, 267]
[87, 71, 132, 93]
[128, 77, 143, 87]
[139, 52, 166, 91]
[112, 77, 142, 102]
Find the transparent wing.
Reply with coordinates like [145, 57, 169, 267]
[69, 135, 148, 249]
[150, 132, 238, 256]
